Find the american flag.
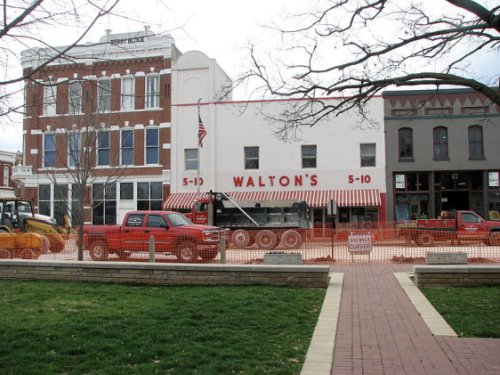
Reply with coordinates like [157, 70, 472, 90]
[198, 115, 207, 148]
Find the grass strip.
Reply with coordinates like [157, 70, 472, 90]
[0, 280, 324, 375]
[421, 286, 500, 338]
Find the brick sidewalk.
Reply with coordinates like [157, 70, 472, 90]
[330, 264, 500, 375]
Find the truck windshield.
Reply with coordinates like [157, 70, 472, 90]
[166, 213, 193, 227]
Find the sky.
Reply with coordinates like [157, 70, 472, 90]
[1, 0, 498, 153]
[1, 0, 304, 153]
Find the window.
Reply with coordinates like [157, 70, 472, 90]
[398, 128, 413, 159]
[145, 128, 159, 164]
[121, 76, 135, 110]
[302, 145, 317, 168]
[43, 84, 57, 116]
[69, 81, 82, 114]
[147, 215, 167, 228]
[146, 74, 160, 108]
[44, 133, 56, 167]
[360, 143, 376, 167]
[433, 127, 448, 160]
[185, 149, 198, 170]
[126, 213, 144, 227]
[461, 212, 481, 223]
[121, 129, 134, 165]
[137, 182, 162, 210]
[38, 184, 51, 217]
[3, 166, 9, 186]
[54, 184, 68, 225]
[71, 184, 82, 226]
[68, 132, 81, 167]
[244, 146, 259, 169]
[97, 130, 110, 166]
[92, 183, 116, 225]
[468, 125, 484, 159]
[120, 183, 133, 199]
[97, 78, 111, 112]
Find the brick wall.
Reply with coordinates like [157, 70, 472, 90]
[414, 265, 500, 288]
[0, 261, 330, 288]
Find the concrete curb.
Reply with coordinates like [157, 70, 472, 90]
[394, 272, 457, 336]
[301, 273, 344, 375]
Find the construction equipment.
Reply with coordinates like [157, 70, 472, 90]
[0, 232, 49, 259]
[0, 197, 66, 253]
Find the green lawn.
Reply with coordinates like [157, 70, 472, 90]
[0, 280, 325, 375]
[421, 286, 500, 338]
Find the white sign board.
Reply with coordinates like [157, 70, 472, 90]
[395, 174, 405, 189]
[489, 172, 499, 187]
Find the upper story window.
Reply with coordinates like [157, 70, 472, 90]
[68, 132, 81, 167]
[244, 146, 259, 170]
[97, 130, 110, 166]
[121, 129, 134, 165]
[360, 143, 376, 167]
[146, 74, 160, 108]
[97, 78, 111, 112]
[3, 166, 9, 186]
[145, 128, 159, 165]
[43, 84, 57, 116]
[398, 128, 413, 159]
[468, 125, 484, 159]
[433, 126, 448, 160]
[69, 81, 82, 114]
[302, 145, 317, 168]
[121, 76, 135, 111]
[185, 149, 198, 170]
[44, 133, 56, 167]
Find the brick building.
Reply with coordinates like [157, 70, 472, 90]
[13, 28, 181, 225]
[0, 149, 22, 195]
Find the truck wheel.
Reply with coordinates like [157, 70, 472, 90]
[281, 230, 303, 249]
[231, 229, 251, 249]
[0, 248, 11, 259]
[199, 249, 219, 261]
[489, 232, 500, 246]
[177, 241, 198, 263]
[90, 241, 109, 261]
[417, 233, 434, 247]
[255, 230, 277, 250]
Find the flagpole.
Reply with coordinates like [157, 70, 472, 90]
[197, 99, 201, 195]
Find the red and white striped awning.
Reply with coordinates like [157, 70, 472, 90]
[163, 189, 381, 210]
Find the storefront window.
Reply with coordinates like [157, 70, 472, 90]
[394, 172, 430, 221]
[395, 194, 429, 221]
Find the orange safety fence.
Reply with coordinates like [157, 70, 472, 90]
[1, 224, 499, 264]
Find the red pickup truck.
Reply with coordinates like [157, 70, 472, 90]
[409, 210, 500, 246]
[82, 211, 227, 262]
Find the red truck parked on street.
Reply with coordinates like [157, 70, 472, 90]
[406, 210, 500, 246]
[82, 211, 227, 262]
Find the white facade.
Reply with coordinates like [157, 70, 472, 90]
[171, 51, 386, 197]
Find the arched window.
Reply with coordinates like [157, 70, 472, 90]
[398, 128, 413, 159]
[433, 127, 448, 160]
[468, 125, 484, 159]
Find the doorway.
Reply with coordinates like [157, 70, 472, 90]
[440, 191, 469, 211]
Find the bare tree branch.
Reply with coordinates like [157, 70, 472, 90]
[240, 0, 500, 140]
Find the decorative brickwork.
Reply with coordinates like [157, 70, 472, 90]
[414, 265, 500, 287]
[0, 260, 330, 288]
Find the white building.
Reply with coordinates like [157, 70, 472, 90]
[165, 51, 387, 230]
